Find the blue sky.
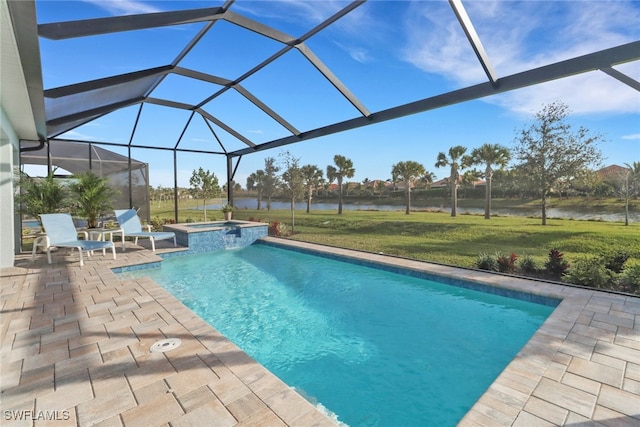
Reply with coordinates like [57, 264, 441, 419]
[34, 0, 640, 188]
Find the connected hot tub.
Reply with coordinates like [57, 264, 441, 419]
[163, 220, 268, 253]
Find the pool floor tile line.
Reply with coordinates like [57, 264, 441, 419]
[1, 237, 639, 426]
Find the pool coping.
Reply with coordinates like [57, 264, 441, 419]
[2, 237, 639, 426]
[163, 220, 265, 234]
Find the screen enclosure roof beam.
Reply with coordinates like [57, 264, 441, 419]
[600, 66, 640, 92]
[448, 0, 498, 85]
[229, 40, 640, 157]
[38, 7, 225, 40]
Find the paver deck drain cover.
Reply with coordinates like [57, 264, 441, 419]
[150, 338, 182, 353]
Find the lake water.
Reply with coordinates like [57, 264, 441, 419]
[197, 199, 638, 222]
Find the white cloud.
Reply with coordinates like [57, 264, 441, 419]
[333, 41, 370, 64]
[488, 71, 640, 117]
[81, 0, 161, 16]
[401, 1, 483, 82]
[235, 0, 343, 26]
[622, 133, 640, 140]
[235, 0, 380, 61]
[401, 0, 640, 115]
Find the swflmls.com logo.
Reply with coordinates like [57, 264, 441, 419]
[4, 410, 71, 421]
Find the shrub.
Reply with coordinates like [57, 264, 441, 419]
[601, 250, 629, 274]
[563, 257, 612, 289]
[476, 253, 497, 271]
[496, 252, 518, 273]
[268, 221, 281, 236]
[518, 254, 539, 274]
[150, 216, 175, 231]
[619, 264, 640, 293]
[545, 248, 570, 278]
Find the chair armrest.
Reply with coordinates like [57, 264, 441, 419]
[144, 224, 152, 232]
[78, 230, 89, 240]
[31, 235, 51, 261]
[34, 235, 50, 249]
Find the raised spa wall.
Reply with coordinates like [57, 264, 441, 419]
[163, 220, 268, 253]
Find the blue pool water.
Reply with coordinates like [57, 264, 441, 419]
[119, 243, 555, 426]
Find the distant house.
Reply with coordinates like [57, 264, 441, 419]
[431, 178, 448, 188]
[363, 179, 384, 189]
[431, 177, 485, 188]
[596, 164, 627, 182]
[325, 182, 359, 194]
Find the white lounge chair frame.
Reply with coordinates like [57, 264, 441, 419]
[114, 209, 176, 252]
[34, 213, 116, 267]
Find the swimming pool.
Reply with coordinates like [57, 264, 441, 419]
[119, 242, 556, 426]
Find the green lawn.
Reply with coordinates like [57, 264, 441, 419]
[152, 199, 639, 267]
[226, 209, 639, 268]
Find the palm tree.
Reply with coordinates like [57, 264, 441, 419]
[327, 155, 355, 214]
[420, 171, 436, 189]
[69, 171, 118, 228]
[19, 169, 68, 220]
[435, 145, 469, 217]
[391, 161, 426, 214]
[460, 169, 483, 199]
[469, 143, 511, 219]
[246, 170, 266, 210]
[301, 165, 324, 213]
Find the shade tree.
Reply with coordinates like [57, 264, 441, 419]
[301, 164, 324, 213]
[513, 101, 602, 225]
[262, 157, 281, 211]
[189, 167, 220, 221]
[279, 152, 305, 231]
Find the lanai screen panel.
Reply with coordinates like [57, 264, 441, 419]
[20, 140, 151, 221]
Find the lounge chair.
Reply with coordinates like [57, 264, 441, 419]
[35, 213, 116, 267]
[114, 209, 176, 252]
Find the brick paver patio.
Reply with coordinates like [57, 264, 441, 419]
[1, 237, 638, 426]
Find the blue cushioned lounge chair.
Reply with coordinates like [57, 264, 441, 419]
[36, 213, 116, 267]
[114, 209, 176, 252]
